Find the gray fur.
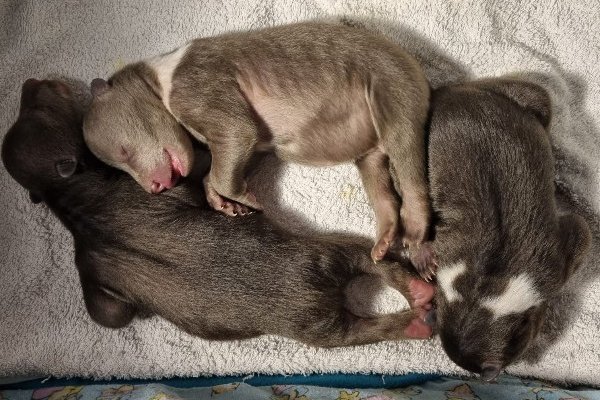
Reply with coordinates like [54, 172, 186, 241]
[428, 78, 591, 378]
[82, 21, 434, 276]
[2, 79, 434, 347]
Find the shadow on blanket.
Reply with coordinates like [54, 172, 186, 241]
[518, 70, 600, 364]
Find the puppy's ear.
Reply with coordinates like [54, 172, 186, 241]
[55, 158, 78, 178]
[478, 78, 552, 128]
[29, 192, 42, 204]
[91, 78, 110, 97]
[559, 214, 592, 282]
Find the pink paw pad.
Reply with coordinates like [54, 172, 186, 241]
[408, 278, 435, 308]
[404, 313, 433, 339]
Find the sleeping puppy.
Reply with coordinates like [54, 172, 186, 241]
[428, 78, 591, 380]
[2, 78, 435, 347]
[82, 21, 435, 277]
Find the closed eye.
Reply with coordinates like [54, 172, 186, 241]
[120, 146, 131, 163]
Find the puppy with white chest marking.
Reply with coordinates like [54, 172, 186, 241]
[427, 78, 591, 380]
[82, 21, 435, 276]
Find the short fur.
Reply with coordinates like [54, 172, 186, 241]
[2, 79, 435, 346]
[428, 78, 591, 379]
[82, 21, 434, 276]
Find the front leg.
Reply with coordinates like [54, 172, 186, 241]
[376, 112, 436, 278]
[81, 276, 137, 329]
[204, 121, 263, 216]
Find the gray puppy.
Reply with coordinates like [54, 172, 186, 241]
[2, 79, 435, 346]
[82, 21, 435, 275]
[428, 78, 591, 380]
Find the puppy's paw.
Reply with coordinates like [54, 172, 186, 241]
[371, 227, 396, 261]
[203, 177, 256, 216]
[407, 241, 437, 282]
[404, 308, 433, 339]
[408, 277, 435, 309]
[234, 190, 263, 213]
[221, 200, 253, 217]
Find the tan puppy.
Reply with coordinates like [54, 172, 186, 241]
[83, 21, 434, 274]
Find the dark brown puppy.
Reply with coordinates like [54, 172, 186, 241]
[2, 79, 435, 346]
[428, 78, 591, 379]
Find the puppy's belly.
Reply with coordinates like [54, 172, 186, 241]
[254, 94, 378, 165]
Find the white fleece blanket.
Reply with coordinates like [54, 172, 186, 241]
[1, 0, 599, 386]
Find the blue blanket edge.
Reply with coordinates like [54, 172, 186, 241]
[0, 373, 441, 390]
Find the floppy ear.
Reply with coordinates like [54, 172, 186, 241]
[55, 158, 78, 178]
[558, 214, 592, 282]
[477, 78, 552, 128]
[91, 78, 110, 97]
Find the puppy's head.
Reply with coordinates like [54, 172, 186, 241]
[83, 63, 194, 194]
[434, 213, 590, 381]
[2, 79, 86, 203]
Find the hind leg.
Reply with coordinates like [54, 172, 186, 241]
[313, 309, 432, 347]
[356, 149, 400, 262]
[365, 260, 435, 309]
[347, 309, 432, 345]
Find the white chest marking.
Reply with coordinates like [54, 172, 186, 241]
[146, 43, 191, 113]
[437, 261, 467, 302]
[482, 273, 542, 319]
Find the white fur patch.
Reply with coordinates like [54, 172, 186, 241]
[482, 273, 542, 319]
[146, 43, 191, 113]
[437, 261, 466, 302]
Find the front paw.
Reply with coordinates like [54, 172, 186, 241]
[406, 241, 437, 282]
[371, 227, 396, 261]
[203, 177, 254, 217]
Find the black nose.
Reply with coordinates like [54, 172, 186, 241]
[481, 361, 502, 382]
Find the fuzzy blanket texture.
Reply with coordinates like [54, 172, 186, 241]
[1, 0, 599, 386]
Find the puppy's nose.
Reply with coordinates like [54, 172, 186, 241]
[424, 309, 437, 326]
[481, 361, 502, 382]
[151, 181, 166, 194]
